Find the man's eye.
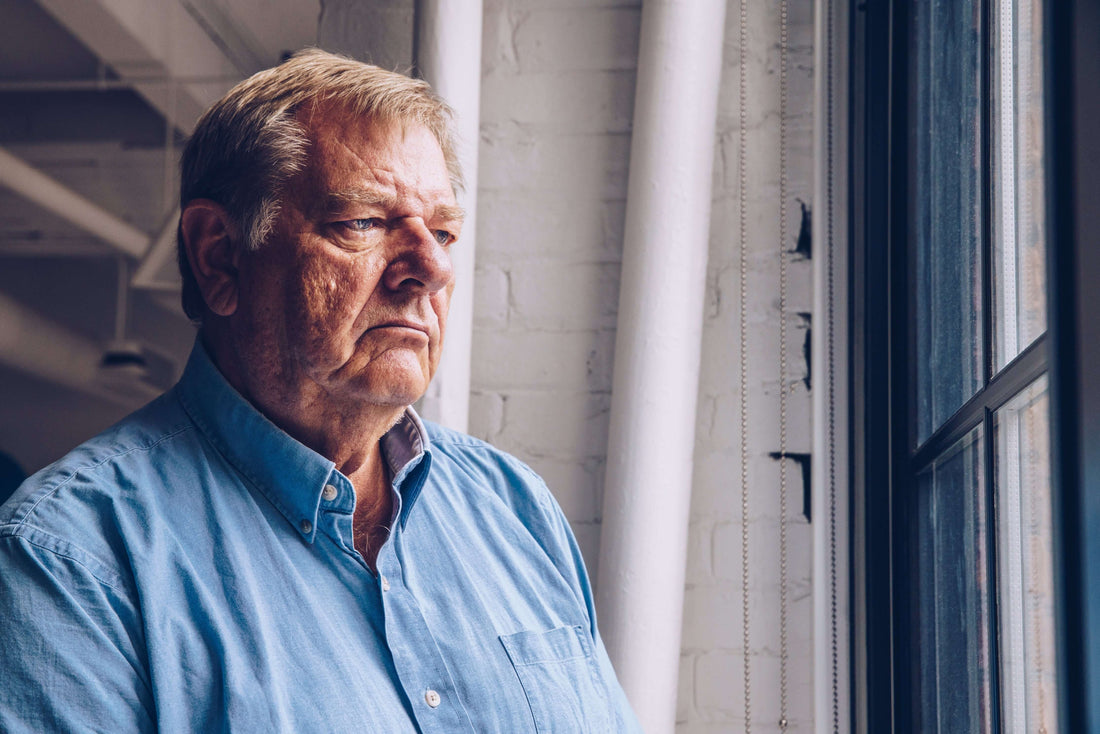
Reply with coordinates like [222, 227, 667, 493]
[433, 230, 454, 245]
[344, 218, 383, 231]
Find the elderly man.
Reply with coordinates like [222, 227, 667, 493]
[0, 50, 641, 732]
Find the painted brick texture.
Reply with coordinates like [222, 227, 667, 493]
[679, 2, 816, 731]
[472, 0, 640, 574]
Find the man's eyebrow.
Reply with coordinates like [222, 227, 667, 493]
[434, 204, 466, 223]
[321, 190, 465, 223]
[322, 188, 395, 214]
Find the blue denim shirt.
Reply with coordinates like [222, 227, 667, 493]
[0, 341, 640, 733]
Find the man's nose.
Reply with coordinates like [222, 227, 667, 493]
[383, 219, 454, 294]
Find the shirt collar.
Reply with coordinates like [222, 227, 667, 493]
[175, 338, 432, 539]
[381, 409, 432, 529]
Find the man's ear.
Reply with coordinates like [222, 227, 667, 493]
[180, 200, 241, 317]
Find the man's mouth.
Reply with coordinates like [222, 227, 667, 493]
[371, 321, 430, 337]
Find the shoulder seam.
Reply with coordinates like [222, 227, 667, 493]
[18, 425, 194, 526]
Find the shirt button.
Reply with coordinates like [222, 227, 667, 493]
[300, 519, 313, 534]
[381, 575, 390, 592]
[322, 484, 338, 501]
[425, 689, 441, 708]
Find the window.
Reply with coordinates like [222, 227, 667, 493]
[905, 1, 1056, 731]
[846, 0, 1100, 730]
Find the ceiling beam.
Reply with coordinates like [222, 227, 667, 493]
[176, 0, 320, 72]
[33, 0, 246, 132]
[0, 146, 149, 258]
[0, 240, 116, 258]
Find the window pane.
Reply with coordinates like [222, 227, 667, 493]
[993, 0, 1047, 368]
[995, 375, 1057, 733]
[912, 0, 985, 444]
[916, 426, 992, 733]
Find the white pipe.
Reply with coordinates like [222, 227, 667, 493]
[0, 291, 157, 406]
[0, 147, 149, 259]
[595, 1, 727, 731]
[413, 0, 483, 433]
[812, 0, 851, 731]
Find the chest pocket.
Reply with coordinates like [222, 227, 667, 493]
[499, 625, 612, 733]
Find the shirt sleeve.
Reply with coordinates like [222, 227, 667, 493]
[0, 530, 155, 733]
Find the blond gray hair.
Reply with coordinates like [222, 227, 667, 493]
[177, 48, 460, 320]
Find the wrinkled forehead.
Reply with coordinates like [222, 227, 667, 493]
[294, 101, 379, 155]
[289, 101, 455, 208]
[295, 99, 443, 160]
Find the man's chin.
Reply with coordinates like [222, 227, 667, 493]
[321, 351, 431, 409]
[353, 369, 429, 409]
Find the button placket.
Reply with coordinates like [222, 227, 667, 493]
[375, 539, 465, 729]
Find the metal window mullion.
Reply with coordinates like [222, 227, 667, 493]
[984, 406, 1005, 734]
[979, 2, 1004, 727]
[981, 0, 996, 391]
[911, 333, 1048, 473]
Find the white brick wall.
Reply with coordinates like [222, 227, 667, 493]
[472, 0, 641, 578]
[678, 1, 816, 730]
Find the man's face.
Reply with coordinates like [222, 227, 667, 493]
[230, 106, 462, 417]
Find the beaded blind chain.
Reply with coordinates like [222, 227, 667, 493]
[825, 0, 841, 730]
[778, 0, 791, 729]
[737, 0, 752, 730]
[740, 2, 799, 731]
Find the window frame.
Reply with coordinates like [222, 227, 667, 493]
[850, 0, 1100, 731]
[1045, 0, 1100, 729]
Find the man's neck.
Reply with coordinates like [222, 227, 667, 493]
[201, 329, 404, 549]
[349, 452, 394, 571]
[307, 419, 397, 573]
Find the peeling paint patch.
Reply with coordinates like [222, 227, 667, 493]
[791, 199, 812, 260]
[768, 451, 812, 522]
[797, 311, 812, 391]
